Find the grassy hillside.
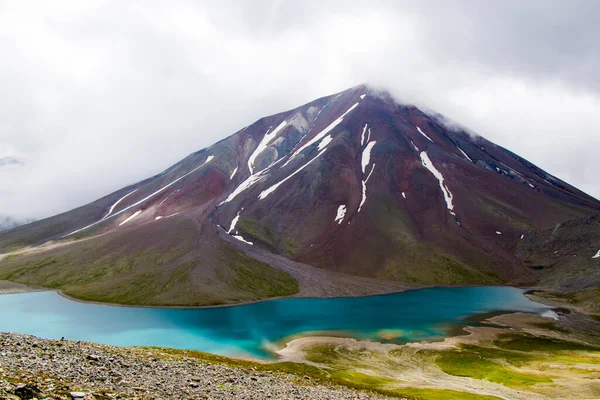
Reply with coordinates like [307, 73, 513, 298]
[0, 217, 298, 306]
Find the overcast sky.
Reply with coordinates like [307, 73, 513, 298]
[1, 0, 599, 219]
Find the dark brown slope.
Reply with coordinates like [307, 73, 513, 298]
[516, 213, 600, 314]
[0, 84, 599, 305]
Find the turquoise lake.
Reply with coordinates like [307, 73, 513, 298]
[0, 287, 552, 359]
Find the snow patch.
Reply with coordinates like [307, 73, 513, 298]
[230, 167, 238, 180]
[402, 192, 406, 199]
[155, 216, 162, 220]
[317, 135, 333, 151]
[520, 234, 524, 239]
[248, 120, 287, 174]
[361, 141, 377, 173]
[233, 235, 253, 245]
[593, 249, 600, 259]
[541, 310, 559, 321]
[287, 102, 360, 161]
[360, 93, 366, 99]
[496, 231, 502, 235]
[221, 172, 267, 204]
[410, 140, 419, 152]
[358, 163, 376, 213]
[420, 152, 454, 211]
[103, 189, 138, 220]
[259, 149, 327, 200]
[361, 124, 368, 146]
[228, 209, 242, 234]
[334, 205, 347, 224]
[119, 210, 141, 226]
[457, 147, 473, 163]
[288, 112, 309, 133]
[416, 126, 434, 142]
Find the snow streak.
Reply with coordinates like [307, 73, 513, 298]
[357, 124, 378, 213]
[248, 120, 287, 174]
[228, 209, 242, 234]
[258, 149, 327, 200]
[360, 124, 368, 146]
[420, 151, 454, 211]
[287, 102, 360, 162]
[233, 235, 253, 245]
[230, 167, 238, 180]
[157, 190, 177, 208]
[64, 155, 214, 237]
[361, 141, 377, 173]
[457, 147, 474, 163]
[593, 250, 600, 259]
[119, 210, 142, 226]
[358, 164, 376, 213]
[221, 172, 266, 205]
[416, 126, 434, 142]
[102, 189, 138, 220]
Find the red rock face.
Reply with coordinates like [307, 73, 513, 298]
[3, 84, 599, 286]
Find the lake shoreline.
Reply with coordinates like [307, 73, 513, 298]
[0, 280, 48, 295]
[0, 279, 539, 310]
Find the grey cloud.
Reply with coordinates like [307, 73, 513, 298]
[0, 157, 24, 167]
[0, 0, 599, 220]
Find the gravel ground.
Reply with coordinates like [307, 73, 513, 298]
[0, 333, 395, 400]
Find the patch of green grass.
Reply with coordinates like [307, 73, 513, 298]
[433, 347, 551, 387]
[304, 344, 358, 366]
[330, 370, 397, 388]
[223, 245, 299, 298]
[395, 387, 500, 400]
[392, 388, 501, 400]
[0, 240, 30, 253]
[377, 242, 499, 285]
[494, 334, 600, 353]
[283, 237, 299, 257]
[238, 218, 278, 248]
[458, 344, 535, 366]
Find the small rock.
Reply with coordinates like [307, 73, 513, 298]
[69, 391, 87, 399]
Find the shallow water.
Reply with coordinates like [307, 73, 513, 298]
[0, 286, 551, 359]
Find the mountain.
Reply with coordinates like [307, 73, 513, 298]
[0, 216, 34, 232]
[1, 84, 599, 306]
[516, 212, 600, 314]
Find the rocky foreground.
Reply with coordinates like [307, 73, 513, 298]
[0, 333, 394, 400]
